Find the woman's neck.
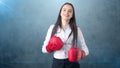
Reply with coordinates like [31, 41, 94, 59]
[61, 19, 70, 29]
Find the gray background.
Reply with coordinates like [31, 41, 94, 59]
[0, 0, 120, 68]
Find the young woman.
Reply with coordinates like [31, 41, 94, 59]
[42, 2, 89, 68]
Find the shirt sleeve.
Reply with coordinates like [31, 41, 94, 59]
[42, 25, 54, 53]
[77, 27, 89, 56]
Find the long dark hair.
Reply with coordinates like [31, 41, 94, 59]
[51, 2, 78, 45]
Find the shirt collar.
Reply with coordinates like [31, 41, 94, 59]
[57, 24, 71, 32]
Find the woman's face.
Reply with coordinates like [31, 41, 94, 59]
[60, 4, 73, 21]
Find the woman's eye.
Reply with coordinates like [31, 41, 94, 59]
[68, 11, 71, 13]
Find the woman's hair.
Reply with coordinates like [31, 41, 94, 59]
[51, 2, 78, 45]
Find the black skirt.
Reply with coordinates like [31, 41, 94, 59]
[52, 58, 80, 68]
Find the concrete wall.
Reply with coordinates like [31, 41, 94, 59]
[0, 0, 120, 68]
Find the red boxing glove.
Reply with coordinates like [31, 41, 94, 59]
[80, 50, 85, 59]
[46, 41, 54, 53]
[68, 46, 85, 62]
[46, 36, 64, 53]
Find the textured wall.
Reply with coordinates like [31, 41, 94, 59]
[0, 0, 120, 68]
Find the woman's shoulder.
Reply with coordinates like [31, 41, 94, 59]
[77, 26, 83, 33]
[77, 26, 81, 31]
[49, 24, 55, 29]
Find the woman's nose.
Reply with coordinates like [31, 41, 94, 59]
[65, 11, 69, 14]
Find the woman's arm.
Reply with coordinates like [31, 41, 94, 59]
[42, 25, 54, 53]
[77, 27, 89, 56]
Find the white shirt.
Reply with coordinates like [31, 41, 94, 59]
[42, 24, 89, 59]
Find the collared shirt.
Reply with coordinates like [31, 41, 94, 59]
[42, 24, 89, 59]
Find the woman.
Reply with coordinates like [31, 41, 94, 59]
[42, 2, 89, 68]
